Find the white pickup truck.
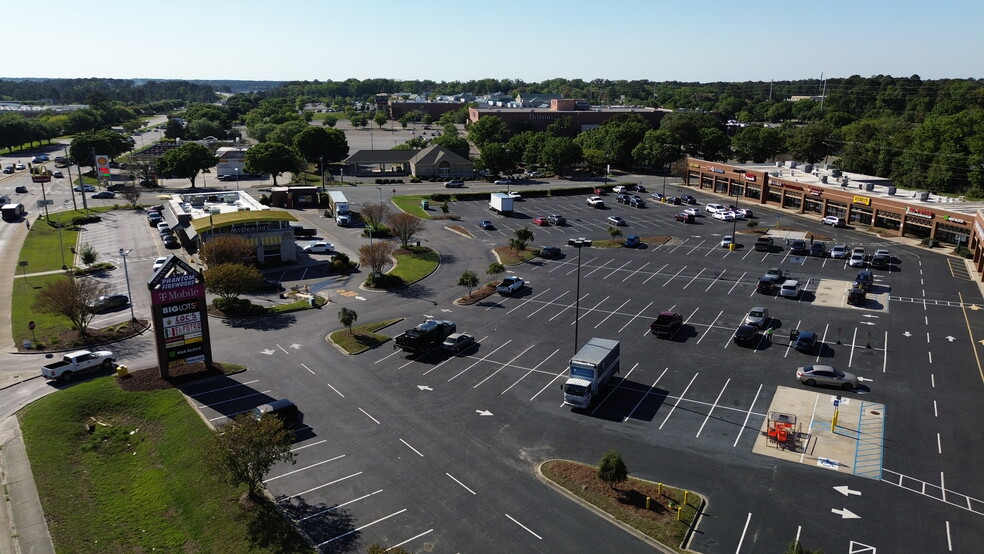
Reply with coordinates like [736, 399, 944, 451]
[41, 349, 115, 380]
[496, 276, 525, 295]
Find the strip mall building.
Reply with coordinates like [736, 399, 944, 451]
[685, 158, 984, 278]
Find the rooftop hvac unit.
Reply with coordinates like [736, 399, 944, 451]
[831, 169, 842, 177]
[209, 207, 221, 215]
[771, 171, 781, 177]
[887, 186, 896, 195]
[917, 191, 929, 201]
[803, 164, 813, 173]
[821, 176, 828, 183]
[776, 161, 783, 167]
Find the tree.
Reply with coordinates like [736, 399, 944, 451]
[199, 235, 256, 266]
[373, 110, 388, 129]
[358, 241, 397, 275]
[293, 126, 345, 167]
[387, 212, 425, 249]
[360, 201, 392, 231]
[157, 142, 217, 189]
[244, 142, 305, 186]
[486, 262, 505, 284]
[164, 117, 185, 139]
[540, 136, 582, 176]
[33, 276, 108, 342]
[632, 129, 683, 169]
[607, 226, 623, 241]
[731, 125, 784, 163]
[79, 242, 98, 267]
[68, 130, 134, 168]
[458, 270, 479, 296]
[597, 449, 628, 490]
[467, 115, 510, 149]
[203, 263, 263, 301]
[479, 142, 515, 176]
[511, 227, 534, 251]
[120, 186, 141, 208]
[204, 413, 296, 501]
[338, 307, 358, 335]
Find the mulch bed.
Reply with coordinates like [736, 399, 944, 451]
[117, 362, 230, 392]
[20, 319, 150, 352]
[456, 284, 497, 305]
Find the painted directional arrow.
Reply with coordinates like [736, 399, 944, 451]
[904, 331, 913, 337]
[475, 409, 493, 416]
[290, 343, 302, 350]
[860, 321, 875, 326]
[946, 336, 956, 342]
[861, 314, 880, 319]
[833, 485, 861, 497]
[417, 385, 433, 391]
[261, 349, 276, 355]
[970, 304, 981, 311]
[858, 376, 873, 382]
[831, 507, 860, 519]
[978, 339, 984, 346]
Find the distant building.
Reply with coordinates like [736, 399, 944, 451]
[470, 98, 671, 134]
[343, 145, 472, 179]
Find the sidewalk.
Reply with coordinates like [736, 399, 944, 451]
[0, 416, 54, 554]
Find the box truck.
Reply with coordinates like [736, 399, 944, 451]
[562, 338, 620, 408]
[489, 192, 513, 215]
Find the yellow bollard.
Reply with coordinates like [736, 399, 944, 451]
[657, 483, 662, 495]
[116, 365, 128, 377]
[676, 506, 682, 521]
[684, 491, 689, 505]
[646, 496, 651, 510]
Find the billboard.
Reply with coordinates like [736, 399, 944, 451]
[148, 257, 212, 378]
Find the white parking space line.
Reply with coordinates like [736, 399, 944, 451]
[526, 291, 569, 318]
[733, 384, 764, 447]
[621, 261, 651, 282]
[624, 368, 668, 422]
[422, 337, 490, 376]
[208, 409, 253, 422]
[316, 509, 408, 547]
[683, 268, 706, 289]
[571, 296, 611, 325]
[505, 513, 542, 540]
[641, 263, 669, 285]
[565, 256, 598, 276]
[290, 439, 327, 453]
[446, 473, 477, 495]
[532, 367, 568, 402]
[848, 327, 858, 367]
[658, 372, 698, 429]
[625, 301, 655, 334]
[187, 379, 259, 397]
[389, 529, 436, 552]
[583, 259, 612, 277]
[507, 288, 551, 314]
[816, 323, 830, 363]
[697, 311, 724, 344]
[591, 363, 638, 415]
[686, 241, 706, 256]
[705, 269, 726, 292]
[549, 294, 587, 321]
[449, 340, 512, 382]
[400, 438, 424, 457]
[603, 261, 633, 279]
[502, 348, 560, 395]
[594, 299, 631, 329]
[198, 389, 272, 409]
[325, 382, 345, 397]
[264, 454, 346, 483]
[300, 363, 316, 375]
[473, 344, 536, 388]
[359, 407, 380, 424]
[783, 320, 803, 358]
[374, 349, 403, 364]
[663, 266, 687, 287]
[695, 378, 730, 438]
[297, 489, 383, 522]
[285, 471, 363, 499]
[736, 512, 752, 553]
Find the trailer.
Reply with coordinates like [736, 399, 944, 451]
[489, 193, 514, 215]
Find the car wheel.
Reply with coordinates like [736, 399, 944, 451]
[61, 371, 73, 382]
[805, 379, 816, 386]
[843, 382, 855, 391]
[103, 359, 115, 369]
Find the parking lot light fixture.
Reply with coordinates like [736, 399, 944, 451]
[732, 169, 746, 241]
[119, 248, 137, 323]
[568, 238, 592, 351]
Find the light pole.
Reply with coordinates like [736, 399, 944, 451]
[119, 249, 136, 323]
[234, 167, 240, 192]
[662, 163, 668, 197]
[732, 169, 746, 244]
[376, 187, 382, 202]
[57, 218, 67, 270]
[568, 238, 592, 352]
[320, 156, 325, 192]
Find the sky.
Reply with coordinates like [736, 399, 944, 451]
[9, 0, 982, 84]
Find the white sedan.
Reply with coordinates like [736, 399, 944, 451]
[612, 185, 627, 193]
[712, 211, 735, 221]
[721, 235, 735, 248]
[507, 191, 522, 200]
[683, 207, 701, 217]
[303, 241, 335, 254]
[74, 184, 96, 192]
[494, 179, 511, 185]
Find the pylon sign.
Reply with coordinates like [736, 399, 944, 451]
[95, 154, 111, 179]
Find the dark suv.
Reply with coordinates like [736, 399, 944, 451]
[790, 239, 809, 255]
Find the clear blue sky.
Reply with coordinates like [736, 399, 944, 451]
[11, 0, 982, 83]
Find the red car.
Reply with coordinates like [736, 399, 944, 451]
[532, 216, 549, 226]
[593, 188, 606, 195]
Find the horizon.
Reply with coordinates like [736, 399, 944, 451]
[5, 0, 981, 83]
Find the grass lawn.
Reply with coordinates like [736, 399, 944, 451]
[388, 246, 440, 284]
[19, 212, 90, 273]
[11, 273, 74, 349]
[541, 459, 703, 552]
[329, 318, 402, 354]
[19, 377, 312, 553]
[391, 195, 431, 218]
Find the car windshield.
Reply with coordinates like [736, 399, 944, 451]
[749, 310, 765, 318]
[563, 383, 588, 396]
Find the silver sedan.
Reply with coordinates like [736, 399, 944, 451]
[796, 365, 859, 390]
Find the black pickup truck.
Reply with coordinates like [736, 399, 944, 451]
[650, 311, 683, 338]
[292, 225, 317, 238]
[395, 319, 457, 353]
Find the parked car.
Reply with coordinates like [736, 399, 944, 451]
[735, 208, 753, 218]
[744, 307, 770, 329]
[506, 191, 522, 200]
[822, 215, 846, 227]
[789, 239, 809, 255]
[849, 252, 866, 267]
[162, 235, 180, 249]
[779, 279, 802, 299]
[88, 294, 129, 313]
[147, 212, 162, 225]
[51, 170, 64, 178]
[592, 188, 606, 195]
[303, 241, 335, 254]
[796, 365, 859, 390]
[629, 196, 646, 208]
[705, 203, 726, 214]
[14, 163, 25, 170]
[830, 244, 848, 259]
[478, 220, 495, 230]
[532, 216, 549, 226]
[721, 235, 735, 248]
[733, 324, 760, 346]
[2, 167, 13, 174]
[152, 257, 169, 272]
[667, 196, 682, 205]
[848, 286, 867, 306]
[712, 211, 735, 221]
[156, 222, 171, 234]
[442, 333, 476, 353]
[792, 330, 818, 353]
[607, 215, 626, 226]
[73, 184, 96, 192]
[650, 192, 666, 201]
[683, 207, 701, 217]
[612, 185, 627, 193]
[92, 191, 116, 199]
[616, 194, 631, 204]
[633, 184, 647, 192]
[496, 276, 525, 295]
[682, 195, 697, 204]
[623, 235, 641, 248]
[809, 242, 826, 257]
[547, 214, 566, 225]
[854, 270, 874, 291]
[539, 246, 561, 259]
[755, 236, 774, 252]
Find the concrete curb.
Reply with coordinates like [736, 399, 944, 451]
[0, 416, 55, 554]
